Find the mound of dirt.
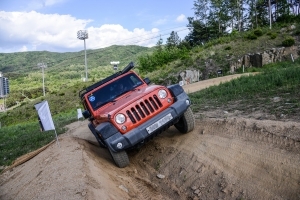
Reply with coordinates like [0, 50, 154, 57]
[1, 74, 300, 200]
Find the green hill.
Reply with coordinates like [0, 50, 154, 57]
[0, 45, 154, 106]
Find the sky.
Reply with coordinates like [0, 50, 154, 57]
[0, 0, 196, 53]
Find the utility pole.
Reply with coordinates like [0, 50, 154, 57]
[37, 63, 47, 96]
[269, 0, 272, 29]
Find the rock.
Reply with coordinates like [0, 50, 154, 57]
[179, 70, 200, 85]
[156, 174, 165, 179]
[273, 97, 281, 102]
[118, 185, 129, 193]
[191, 185, 198, 190]
[81, 190, 87, 196]
[221, 188, 228, 194]
[194, 189, 200, 194]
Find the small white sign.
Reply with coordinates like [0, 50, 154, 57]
[77, 108, 83, 119]
[35, 101, 55, 131]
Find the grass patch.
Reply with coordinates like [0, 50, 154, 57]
[189, 59, 300, 119]
[0, 110, 77, 168]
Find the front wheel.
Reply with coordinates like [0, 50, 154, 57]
[108, 148, 130, 168]
[174, 107, 195, 133]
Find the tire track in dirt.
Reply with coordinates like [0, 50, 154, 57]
[130, 117, 300, 199]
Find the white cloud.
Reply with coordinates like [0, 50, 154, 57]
[19, 46, 28, 52]
[0, 11, 89, 52]
[87, 25, 160, 49]
[0, 11, 160, 53]
[176, 14, 186, 22]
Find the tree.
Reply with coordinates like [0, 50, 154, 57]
[156, 36, 163, 52]
[193, 0, 210, 23]
[209, 0, 231, 36]
[185, 17, 210, 46]
[166, 31, 181, 49]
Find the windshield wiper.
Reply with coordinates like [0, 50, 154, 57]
[94, 99, 116, 110]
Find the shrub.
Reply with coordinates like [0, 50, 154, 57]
[294, 26, 300, 36]
[282, 37, 295, 47]
[230, 29, 239, 36]
[247, 33, 257, 40]
[224, 46, 231, 50]
[270, 33, 277, 39]
[253, 28, 263, 36]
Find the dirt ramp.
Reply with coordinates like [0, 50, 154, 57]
[0, 136, 87, 200]
[73, 118, 300, 199]
[124, 119, 300, 199]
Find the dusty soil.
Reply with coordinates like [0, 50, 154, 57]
[1, 73, 300, 200]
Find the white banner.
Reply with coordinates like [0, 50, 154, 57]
[35, 101, 55, 131]
[77, 108, 83, 119]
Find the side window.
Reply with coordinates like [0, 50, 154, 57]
[130, 75, 142, 86]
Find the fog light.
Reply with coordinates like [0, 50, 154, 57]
[167, 98, 171, 103]
[121, 125, 127, 131]
[117, 142, 123, 149]
[185, 99, 190, 105]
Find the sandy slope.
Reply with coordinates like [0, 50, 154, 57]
[1, 73, 300, 200]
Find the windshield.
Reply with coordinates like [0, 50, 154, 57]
[87, 73, 143, 110]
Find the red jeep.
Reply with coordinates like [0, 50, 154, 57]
[79, 62, 195, 167]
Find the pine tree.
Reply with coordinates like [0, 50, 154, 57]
[166, 31, 181, 49]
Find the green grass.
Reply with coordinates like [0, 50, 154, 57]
[189, 59, 300, 119]
[0, 110, 77, 167]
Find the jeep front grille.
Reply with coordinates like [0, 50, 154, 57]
[126, 95, 163, 124]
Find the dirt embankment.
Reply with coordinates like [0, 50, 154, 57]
[1, 73, 300, 200]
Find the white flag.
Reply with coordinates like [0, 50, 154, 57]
[35, 101, 55, 131]
[77, 108, 83, 119]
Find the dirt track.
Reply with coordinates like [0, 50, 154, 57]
[1, 73, 300, 200]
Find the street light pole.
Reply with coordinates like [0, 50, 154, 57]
[37, 63, 47, 96]
[77, 30, 89, 81]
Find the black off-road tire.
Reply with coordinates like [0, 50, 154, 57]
[108, 148, 130, 168]
[174, 107, 195, 133]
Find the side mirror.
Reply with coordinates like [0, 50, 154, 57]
[82, 110, 91, 119]
[143, 77, 151, 85]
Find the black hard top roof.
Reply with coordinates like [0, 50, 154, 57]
[79, 62, 134, 99]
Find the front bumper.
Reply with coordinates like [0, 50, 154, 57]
[102, 92, 191, 152]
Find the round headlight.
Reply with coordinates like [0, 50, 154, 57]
[158, 89, 167, 99]
[115, 114, 126, 124]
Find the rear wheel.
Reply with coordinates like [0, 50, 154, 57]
[108, 148, 130, 168]
[174, 107, 195, 133]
